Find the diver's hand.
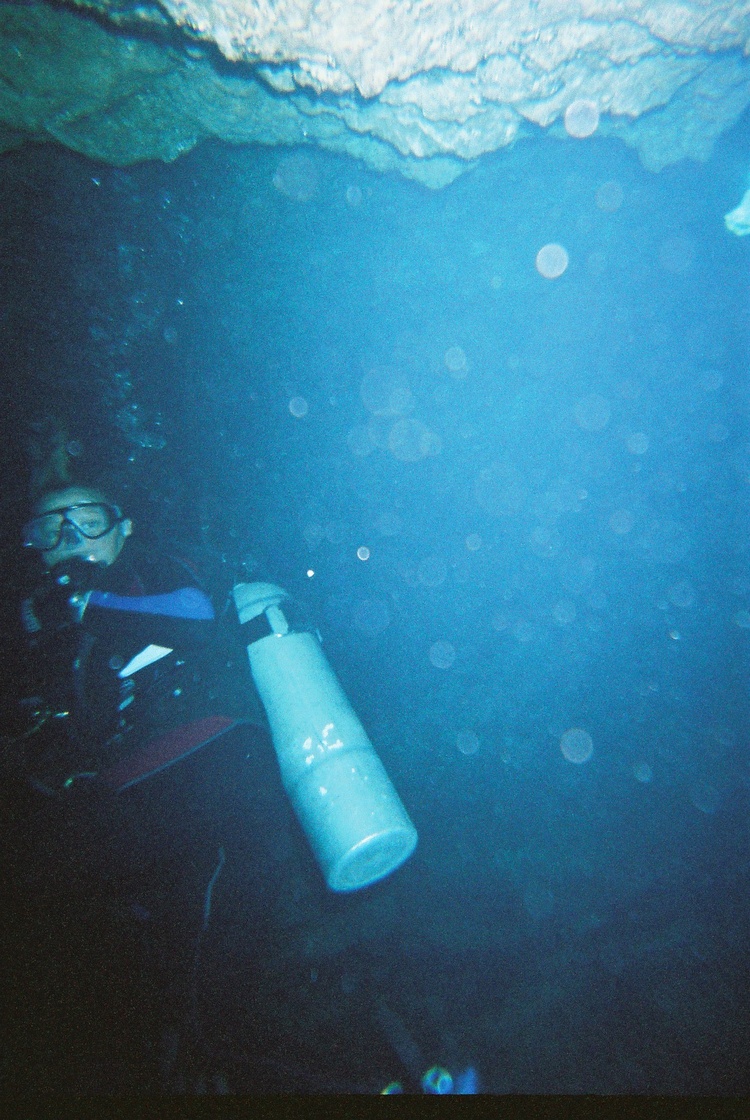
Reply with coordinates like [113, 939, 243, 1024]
[22, 582, 75, 633]
[23, 562, 99, 633]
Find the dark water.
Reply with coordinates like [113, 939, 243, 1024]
[1, 111, 749, 1094]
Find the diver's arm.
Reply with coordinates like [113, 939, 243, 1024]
[22, 553, 216, 647]
[81, 586, 217, 651]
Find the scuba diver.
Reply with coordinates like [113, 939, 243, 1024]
[5, 438, 418, 1092]
[5, 477, 281, 1091]
[16, 482, 258, 794]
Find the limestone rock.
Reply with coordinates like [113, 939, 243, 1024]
[0, 1, 748, 185]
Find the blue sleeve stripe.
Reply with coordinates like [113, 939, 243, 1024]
[87, 587, 215, 620]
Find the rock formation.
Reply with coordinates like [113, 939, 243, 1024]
[0, 1, 748, 186]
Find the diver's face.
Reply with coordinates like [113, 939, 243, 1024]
[33, 487, 133, 570]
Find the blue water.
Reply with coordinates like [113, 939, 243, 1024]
[2, 110, 749, 1094]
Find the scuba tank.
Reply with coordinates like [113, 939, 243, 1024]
[232, 583, 417, 892]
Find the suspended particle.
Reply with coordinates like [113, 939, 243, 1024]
[626, 432, 649, 454]
[560, 727, 594, 764]
[552, 599, 576, 625]
[272, 153, 319, 202]
[536, 243, 569, 279]
[633, 762, 653, 783]
[360, 368, 413, 416]
[699, 370, 723, 392]
[668, 580, 695, 609]
[689, 782, 722, 814]
[523, 883, 555, 919]
[707, 423, 729, 443]
[353, 598, 391, 636]
[456, 729, 480, 756]
[289, 396, 309, 417]
[595, 180, 624, 212]
[346, 424, 377, 457]
[658, 236, 695, 275]
[417, 555, 448, 588]
[574, 393, 611, 432]
[444, 346, 468, 377]
[609, 509, 635, 535]
[429, 640, 456, 669]
[564, 99, 600, 138]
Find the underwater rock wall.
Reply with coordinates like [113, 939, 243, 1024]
[1, 1, 749, 184]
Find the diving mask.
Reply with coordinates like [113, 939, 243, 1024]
[23, 502, 123, 552]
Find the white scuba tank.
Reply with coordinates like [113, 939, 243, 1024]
[232, 582, 418, 891]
